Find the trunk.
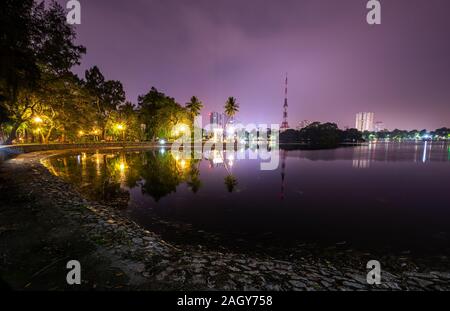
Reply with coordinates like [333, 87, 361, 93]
[4, 122, 21, 145]
[44, 127, 54, 144]
[102, 126, 106, 141]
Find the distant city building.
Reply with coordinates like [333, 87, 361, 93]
[209, 112, 225, 141]
[209, 112, 224, 128]
[355, 112, 374, 132]
[374, 121, 385, 132]
[296, 120, 312, 130]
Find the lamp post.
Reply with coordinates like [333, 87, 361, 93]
[32, 116, 43, 143]
[116, 124, 125, 141]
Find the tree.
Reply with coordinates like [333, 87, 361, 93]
[84, 66, 125, 140]
[138, 87, 189, 141]
[185, 96, 203, 118]
[391, 129, 408, 141]
[224, 97, 239, 123]
[26, 72, 94, 143]
[299, 122, 342, 147]
[0, 0, 86, 144]
[341, 128, 362, 143]
[279, 129, 301, 143]
[108, 102, 141, 141]
[433, 127, 450, 140]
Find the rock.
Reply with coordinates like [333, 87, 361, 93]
[342, 281, 366, 290]
[191, 274, 206, 285]
[132, 237, 143, 245]
[346, 273, 367, 284]
[430, 272, 450, 280]
[289, 280, 306, 289]
[405, 272, 437, 280]
[228, 266, 241, 272]
[410, 277, 434, 288]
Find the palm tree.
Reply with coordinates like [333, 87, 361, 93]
[185, 96, 203, 117]
[224, 97, 239, 123]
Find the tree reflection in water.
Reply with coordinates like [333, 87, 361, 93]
[44, 148, 241, 203]
[139, 150, 190, 201]
[224, 175, 238, 193]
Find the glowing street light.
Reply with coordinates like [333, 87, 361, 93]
[115, 123, 126, 141]
[33, 116, 43, 123]
[119, 162, 126, 172]
[172, 123, 189, 137]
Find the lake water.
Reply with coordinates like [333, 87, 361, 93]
[44, 142, 450, 255]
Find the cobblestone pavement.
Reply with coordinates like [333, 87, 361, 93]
[1, 151, 449, 290]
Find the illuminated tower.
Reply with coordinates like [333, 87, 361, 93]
[280, 74, 289, 131]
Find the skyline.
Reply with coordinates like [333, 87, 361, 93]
[58, 0, 450, 130]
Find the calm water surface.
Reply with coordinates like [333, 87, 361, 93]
[44, 142, 450, 253]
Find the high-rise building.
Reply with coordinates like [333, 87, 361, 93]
[209, 112, 224, 128]
[296, 120, 312, 130]
[355, 112, 374, 132]
[374, 121, 385, 132]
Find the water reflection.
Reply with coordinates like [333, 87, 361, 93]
[44, 143, 450, 202]
[347, 141, 447, 168]
[43, 142, 450, 252]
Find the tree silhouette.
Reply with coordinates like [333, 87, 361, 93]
[224, 97, 239, 124]
[185, 96, 203, 117]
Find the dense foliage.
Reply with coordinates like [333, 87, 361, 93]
[280, 122, 449, 147]
[280, 122, 363, 147]
[0, 1, 201, 144]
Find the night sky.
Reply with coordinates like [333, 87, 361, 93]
[59, 0, 450, 130]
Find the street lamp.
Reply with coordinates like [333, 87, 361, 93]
[173, 123, 189, 137]
[116, 124, 126, 141]
[33, 116, 43, 124]
[32, 117, 43, 143]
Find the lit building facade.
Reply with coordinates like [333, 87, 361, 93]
[208, 112, 225, 141]
[209, 112, 225, 128]
[355, 112, 374, 132]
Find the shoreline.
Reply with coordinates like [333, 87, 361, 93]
[1, 150, 450, 290]
[0, 141, 367, 163]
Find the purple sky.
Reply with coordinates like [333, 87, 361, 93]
[61, 0, 450, 130]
